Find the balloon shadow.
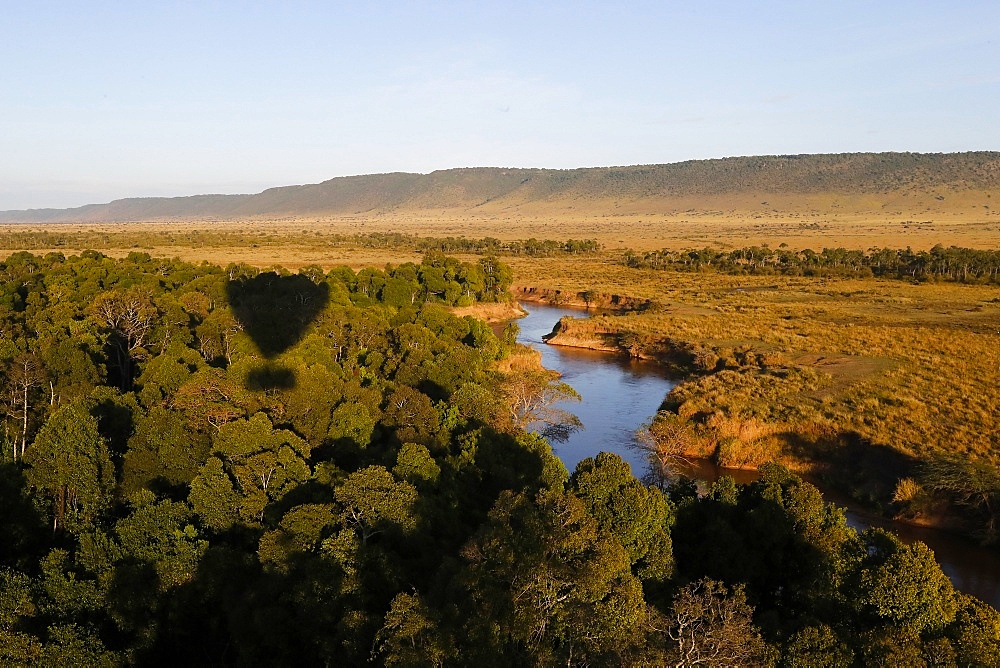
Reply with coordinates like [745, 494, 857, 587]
[227, 273, 330, 390]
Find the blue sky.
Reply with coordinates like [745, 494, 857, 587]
[2, 1, 998, 210]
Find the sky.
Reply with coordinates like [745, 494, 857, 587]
[1, 1, 999, 210]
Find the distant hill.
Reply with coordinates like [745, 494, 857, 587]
[3, 152, 1000, 223]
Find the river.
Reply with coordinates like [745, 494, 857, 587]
[514, 302, 674, 476]
[516, 301, 1000, 608]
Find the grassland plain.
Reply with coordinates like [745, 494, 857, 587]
[515, 258, 1000, 523]
[2, 206, 998, 259]
[3, 209, 999, 525]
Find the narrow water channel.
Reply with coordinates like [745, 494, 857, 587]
[516, 301, 1000, 608]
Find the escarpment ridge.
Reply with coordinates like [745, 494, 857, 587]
[4, 152, 1000, 223]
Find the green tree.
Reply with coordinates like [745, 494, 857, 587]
[122, 406, 211, 496]
[191, 413, 311, 527]
[782, 624, 853, 668]
[24, 402, 114, 531]
[374, 592, 455, 667]
[39, 623, 118, 667]
[0, 568, 41, 664]
[853, 530, 958, 634]
[570, 452, 674, 585]
[393, 443, 441, 487]
[1, 352, 46, 460]
[477, 256, 513, 301]
[258, 503, 336, 571]
[187, 457, 241, 531]
[949, 593, 1000, 666]
[460, 488, 647, 664]
[40, 338, 103, 407]
[383, 386, 441, 447]
[115, 491, 207, 590]
[334, 466, 418, 545]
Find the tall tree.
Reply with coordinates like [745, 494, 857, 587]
[90, 287, 157, 391]
[23, 402, 114, 531]
[459, 488, 647, 664]
[499, 369, 582, 442]
[658, 578, 770, 667]
[2, 352, 45, 460]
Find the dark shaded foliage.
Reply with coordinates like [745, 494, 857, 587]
[1, 250, 999, 666]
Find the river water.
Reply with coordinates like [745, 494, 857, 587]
[515, 302, 674, 476]
[516, 301, 1000, 608]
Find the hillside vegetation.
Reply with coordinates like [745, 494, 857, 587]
[4, 153, 1000, 228]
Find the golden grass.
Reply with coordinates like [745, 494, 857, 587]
[449, 302, 526, 323]
[2, 212, 998, 473]
[533, 261, 1000, 467]
[2, 188, 999, 260]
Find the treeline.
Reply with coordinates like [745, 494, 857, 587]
[327, 232, 600, 256]
[0, 251, 998, 665]
[625, 244, 1000, 283]
[0, 229, 601, 258]
[415, 235, 599, 256]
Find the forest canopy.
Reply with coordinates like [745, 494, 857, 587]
[0, 250, 998, 666]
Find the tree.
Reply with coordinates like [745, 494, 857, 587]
[634, 411, 699, 489]
[383, 386, 441, 447]
[374, 593, 455, 667]
[122, 406, 211, 496]
[90, 287, 157, 390]
[570, 452, 674, 584]
[853, 530, 958, 634]
[23, 402, 114, 531]
[114, 491, 207, 590]
[499, 369, 582, 442]
[0, 565, 42, 662]
[187, 457, 241, 531]
[459, 488, 647, 664]
[659, 578, 770, 667]
[393, 443, 441, 487]
[782, 625, 853, 668]
[39, 623, 118, 667]
[381, 276, 422, 308]
[949, 593, 1000, 666]
[39, 338, 103, 408]
[921, 454, 1000, 541]
[477, 256, 513, 301]
[171, 368, 250, 431]
[194, 308, 243, 366]
[2, 352, 45, 460]
[191, 413, 311, 527]
[334, 466, 418, 545]
[257, 503, 336, 571]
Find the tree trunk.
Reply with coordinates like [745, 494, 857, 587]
[20, 381, 28, 458]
